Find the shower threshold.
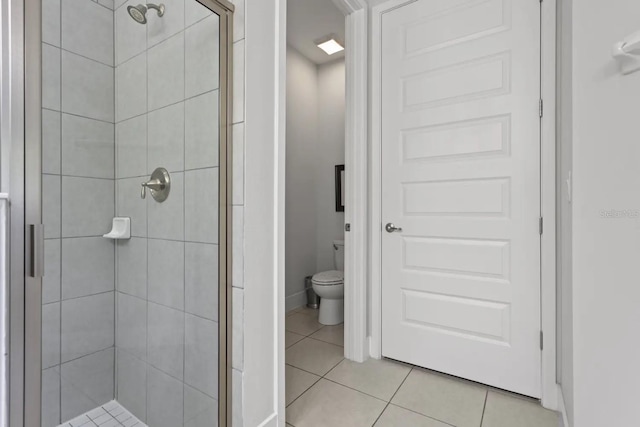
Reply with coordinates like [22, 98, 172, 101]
[57, 400, 146, 427]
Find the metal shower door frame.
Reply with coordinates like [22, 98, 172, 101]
[200, 1, 235, 425]
[17, 0, 235, 425]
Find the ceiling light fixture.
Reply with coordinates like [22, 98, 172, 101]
[315, 35, 344, 55]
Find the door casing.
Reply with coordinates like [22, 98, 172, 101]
[366, 0, 559, 410]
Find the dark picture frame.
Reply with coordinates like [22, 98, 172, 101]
[335, 164, 345, 212]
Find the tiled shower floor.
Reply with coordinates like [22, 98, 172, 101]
[58, 400, 146, 427]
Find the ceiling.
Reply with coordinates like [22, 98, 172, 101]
[287, 0, 346, 65]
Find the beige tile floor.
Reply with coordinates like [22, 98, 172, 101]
[285, 307, 560, 427]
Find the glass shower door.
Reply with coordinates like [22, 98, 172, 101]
[33, 0, 233, 426]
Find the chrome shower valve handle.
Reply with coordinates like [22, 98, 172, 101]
[140, 179, 162, 198]
[141, 167, 171, 202]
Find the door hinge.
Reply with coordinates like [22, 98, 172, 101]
[539, 99, 544, 117]
[345, 223, 351, 232]
[539, 217, 543, 235]
[540, 331, 544, 350]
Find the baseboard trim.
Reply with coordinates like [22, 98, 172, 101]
[368, 335, 380, 359]
[557, 384, 570, 427]
[285, 290, 307, 313]
[257, 412, 278, 427]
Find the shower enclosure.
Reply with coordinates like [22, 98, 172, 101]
[18, 0, 234, 425]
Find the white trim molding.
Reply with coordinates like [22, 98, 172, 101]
[0, 194, 9, 427]
[558, 384, 571, 427]
[540, 0, 559, 411]
[332, 0, 370, 363]
[368, 0, 559, 407]
[244, 0, 287, 425]
[332, 0, 367, 15]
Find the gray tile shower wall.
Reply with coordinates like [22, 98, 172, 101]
[231, 1, 246, 425]
[41, 0, 246, 425]
[112, 0, 246, 426]
[41, 1, 116, 425]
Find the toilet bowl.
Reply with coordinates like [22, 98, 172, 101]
[312, 270, 344, 325]
[311, 240, 345, 325]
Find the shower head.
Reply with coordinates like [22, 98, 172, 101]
[127, 3, 165, 24]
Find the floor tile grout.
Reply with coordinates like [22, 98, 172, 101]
[479, 390, 489, 427]
[387, 401, 458, 427]
[387, 368, 482, 427]
[287, 309, 418, 426]
[321, 377, 389, 405]
[58, 400, 146, 427]
[371, 402, 390, 427]
[286, 309, 465, 427]
[284, 373, 322, 410]
[367, 366, 415, 427]
[286, 307, 559, 427]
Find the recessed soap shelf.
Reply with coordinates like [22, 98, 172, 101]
[103, 217, 131, 240]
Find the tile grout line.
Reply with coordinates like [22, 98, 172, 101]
[44, 40, 116, 69]
[286, 325, 458, 427]
[284, 310, 337, 421]
[60, 344, 115, 366]
[182, 1, 187, 421]
[114, 164, 221, 181]
[115, 11, 214, 69]
[367, 365, 414, 426]
[144, 4, 150, 421]
[320, 376, 391, 406]
[479, 389, 489, 427]
[383, 367, 472, 427]
[371, 402, 391, 427]
[57, 2, 63, 421]
[286, 311, 552, 427]
[48, 289, 116, 305]
[371, 367, 461, 427]
[44, 173, 117, 182]
[115, 86, 221, 126]
[111, 0, 117, 401]
[388, 366, 412, 403]
[43, 107, 115, 125]
[389, 399, 459, 427]
[284, 373, 322, 411]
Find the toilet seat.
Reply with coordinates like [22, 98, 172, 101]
[312, 270, 344, 286]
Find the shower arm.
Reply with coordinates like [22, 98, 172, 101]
[147, 3, 165, 16]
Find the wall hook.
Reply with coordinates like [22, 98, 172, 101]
[613, 29, 640, 75]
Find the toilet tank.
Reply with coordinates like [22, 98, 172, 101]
[333, 240, 345, 271]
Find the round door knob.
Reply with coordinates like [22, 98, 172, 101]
[385, 223, 403, 233]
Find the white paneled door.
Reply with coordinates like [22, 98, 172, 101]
[381, 0, 542, 397]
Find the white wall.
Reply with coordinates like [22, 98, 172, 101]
[285, 47, 319, 310]
[557, 0, 573, 423]
[315, 59, 346, 272]
[243, 0, 286, 425]
[568, 1, 640, 425]
[285, 51, 345, 311]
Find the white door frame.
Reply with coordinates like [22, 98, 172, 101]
[277, 0, 369, 421]
[366, 0, 559, 410]
[331, 0, 370, 363]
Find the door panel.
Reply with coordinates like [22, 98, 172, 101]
[381, 0, 541, 397]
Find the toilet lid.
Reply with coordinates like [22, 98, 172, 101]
[312, 270, 344, 285]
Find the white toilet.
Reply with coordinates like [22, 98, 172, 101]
[312, 240, 345, 325]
